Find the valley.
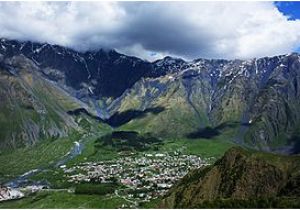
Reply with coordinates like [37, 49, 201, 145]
[0, 130, 232, 208]
[0, 38, 300, 208]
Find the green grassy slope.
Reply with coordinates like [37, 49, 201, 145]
[0, 132, 80, 183]
[113, 77, 211, 137]
[0, 62, 84, 151]
[0, 191, 128, 209]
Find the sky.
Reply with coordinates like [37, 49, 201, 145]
[0, 1, 299, 61]
[275, 1, 300, 20]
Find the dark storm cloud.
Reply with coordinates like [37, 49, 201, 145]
[0, 2, 300, 61]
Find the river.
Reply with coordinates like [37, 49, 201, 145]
[4, 140, 84, 188]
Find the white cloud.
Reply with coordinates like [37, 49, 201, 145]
[0, 1, 299, 61]
[118, 43, 169, 62]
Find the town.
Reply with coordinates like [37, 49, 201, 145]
[0, 151, 213, 207]
[65, 151, 212, 206]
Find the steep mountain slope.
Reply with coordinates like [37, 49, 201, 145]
[211, 54, 300, 152]
[0, 54, 92, 151]
[107, 72, 211, 137]
[110, 54, 300, 153]
[160, 147, 300, 208]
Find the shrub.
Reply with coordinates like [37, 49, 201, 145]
[74, 183, 117, 195]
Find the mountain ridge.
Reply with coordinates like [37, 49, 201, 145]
[1, 38, 300, 154]
[160, 146, 300, 208]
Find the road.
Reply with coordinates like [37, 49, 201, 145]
[114, 189, 138, 208]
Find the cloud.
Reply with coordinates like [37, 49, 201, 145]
[0, 1, 299, 61]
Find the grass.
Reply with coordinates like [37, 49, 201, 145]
[30, 169, 72, 189]
[159, 136, 235, 160]
[140, 198, 162, 208]
[74, 183, 119, 195]
[68, 132, 234, 167]
[68, 135, 120, 166]
[117, 81, 205, 138]
[0, 191, 128, 209]
[140, 120, 238, 161]
[68, 127, 235, 167]
[0, 130, 115, 181]
[0, 131, 81, 183]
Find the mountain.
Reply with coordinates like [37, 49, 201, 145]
[110, 53, 300, 154]
[160, 146, 300, 208]
[0, 38, 153, 99]
[0, 54, 98, 151]
[1, 38, 300, 154]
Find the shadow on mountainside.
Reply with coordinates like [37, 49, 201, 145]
[67, 106, 165, 127]
[67, 108, 104, 122]
[186, 122, 239, 139]
[104, 106, 165, 127]
[95, 131, 163, 151]
[287, 135, 300, 154]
